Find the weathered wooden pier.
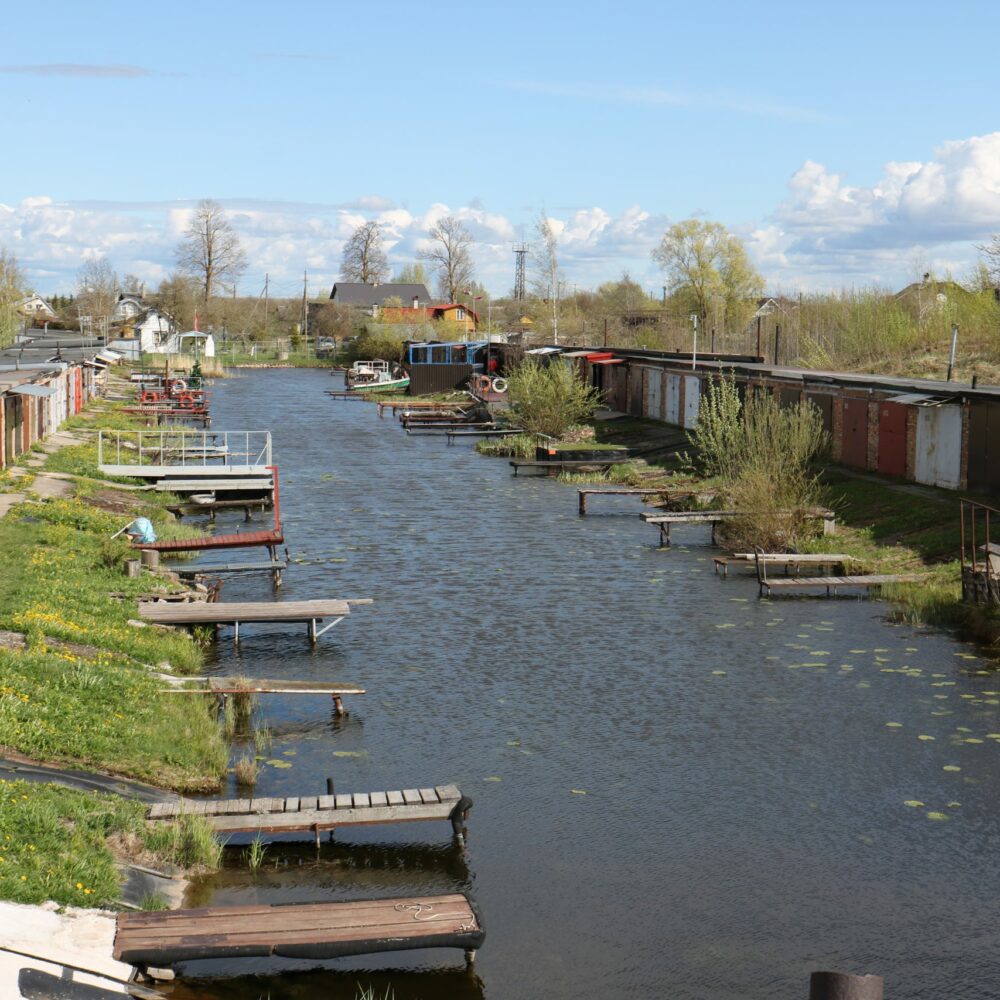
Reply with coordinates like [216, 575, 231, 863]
[640, 508, 836, 547]
[510, 456, 631, 476]
[577, 487, 674, 515]
[147, 782, 469, 842]
[113, 893, 484, 969]
[714, 552, 856, 578]
[161, 677, 366, 715]
[138, 598, 372, 644]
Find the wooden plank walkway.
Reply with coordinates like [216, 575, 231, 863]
[147, 782, 467, 839]
[138, 597, 371, 642]
[759, 573, 927, 597]
[641, 508, 836, 547]
[113, 892, 484, 966]
[714, 553, 855, 577]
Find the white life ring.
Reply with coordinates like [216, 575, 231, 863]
[491, 377, 508, 393]
[170, 378, 188, 393]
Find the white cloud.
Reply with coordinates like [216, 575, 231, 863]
[7, 135, 1000, 297]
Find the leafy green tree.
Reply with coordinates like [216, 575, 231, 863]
[506, 359, 600, 438]
[393, 262, 432, 288]
[0, 249, 24, 348]
[652, 219, 763, 330]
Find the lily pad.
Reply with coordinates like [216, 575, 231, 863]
[903, 800, 924, 808]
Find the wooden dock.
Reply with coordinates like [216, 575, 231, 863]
[714, 552, 856, 577]
[510, 456, 631, 476]
[173, 558, 288, 577]
[136, 526, 284, 554]
[147, 782, 468, 840]
[139, 597, 371, 643]
[758, 572, 927, 597]
[113, 892, 484, 967]
[162, 677, 365, 714]
[578, 487, 673, 515]
[641, 508, 836, 547]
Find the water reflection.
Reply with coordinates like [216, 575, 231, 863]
[153, 370, 1000, 1000]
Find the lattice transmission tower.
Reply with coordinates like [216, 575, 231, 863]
[513, 244, 529, 301]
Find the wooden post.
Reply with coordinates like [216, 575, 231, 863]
[464, 949, 477, 968]
[332, 695, 345, 716]
[140, 549, 160, 571]
[125, 559, 142, 578]
[659, 523, 671, 548]
[579, 491, 587, 516]
[809, 971, 883, 1000]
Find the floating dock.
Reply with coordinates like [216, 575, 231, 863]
[113, 893, 484, 968]
[714, 552, 855, 577]
[758, 572, 926, 597]
[147, 782, 469, 840]
[510, 457, 631, 476]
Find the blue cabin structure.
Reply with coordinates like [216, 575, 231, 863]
[406, 341, 489, 394]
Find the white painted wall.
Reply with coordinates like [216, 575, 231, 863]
[914, 404, 962, 489]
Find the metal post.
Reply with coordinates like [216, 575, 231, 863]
[756, 315, 762, 357]
[690, 314, 698, 370]
[774, 324, 781, 365]
[947, 323, 958, 381]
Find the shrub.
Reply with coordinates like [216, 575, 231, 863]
[690, 373, 829, 548]
[505, 360, 601, 438]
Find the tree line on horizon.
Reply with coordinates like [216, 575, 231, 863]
[3, 200, 1000, 378]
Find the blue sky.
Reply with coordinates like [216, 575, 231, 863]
[3, 0, 1000, 297]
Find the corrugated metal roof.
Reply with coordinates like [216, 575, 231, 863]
[9, 383, 57, 398]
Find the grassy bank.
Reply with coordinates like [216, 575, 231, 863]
[0, 391, 232, 910]
[0, 779, 220, 909]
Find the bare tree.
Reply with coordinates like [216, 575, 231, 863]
[533, 213, 561, 343]
[341, 221, 389, 284]
[76, 257, 119, 320]
[976, 234, 1000, 286]
[418, 215, 475, 302]
[176, 199, 248, 301]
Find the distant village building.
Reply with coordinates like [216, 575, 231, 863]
[112, 293, 147, 321]
[16, 294, 57, 321]
[895, 275, 972, 322]
[379, 303, 479, 333]
[329, 282, 432, 316]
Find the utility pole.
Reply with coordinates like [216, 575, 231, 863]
[302, 270, 309, 340]
[263, 273, 269, 339]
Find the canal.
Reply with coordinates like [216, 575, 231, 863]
[168, 368, 1000, 1000]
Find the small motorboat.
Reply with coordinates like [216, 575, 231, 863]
[346, 359, 410, 394]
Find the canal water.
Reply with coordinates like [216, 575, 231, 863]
[166, 369, 1000, 1000]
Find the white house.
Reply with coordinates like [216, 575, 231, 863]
[112, 294, 146, 321]
[17, 294, 57, 320]
[106, 307, 176, 359]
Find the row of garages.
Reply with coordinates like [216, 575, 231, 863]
[553, 348, 1000, 495]
[0, 340, 118, 468]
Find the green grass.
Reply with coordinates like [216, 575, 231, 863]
[0, 779, 221, 908]
[0, 499, 227, 790]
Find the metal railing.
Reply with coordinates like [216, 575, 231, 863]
[959, 498, 1000, 606]
[98, 430, 272, 469]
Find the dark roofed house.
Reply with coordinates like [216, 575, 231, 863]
[330, 282, 432, 313]
[895, 276, 974, 322]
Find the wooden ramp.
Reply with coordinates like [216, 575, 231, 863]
[147, 782, 468, 839]
[759, 573, 927, 597]
[138, 597, 372, 642]
[113, 893, 484, 966]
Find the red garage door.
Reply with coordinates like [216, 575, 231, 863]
[841, 398, 869, 469]
[877, 402, 907, 477]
